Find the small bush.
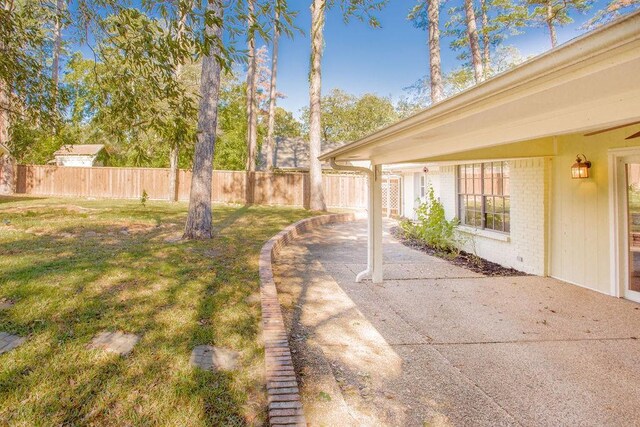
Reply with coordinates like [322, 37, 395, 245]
[141, 190, 149, 207]
[401, 185, 459, 254]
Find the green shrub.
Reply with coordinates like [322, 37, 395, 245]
[402, 185, 459, 254]
[141, 189, 149, 207]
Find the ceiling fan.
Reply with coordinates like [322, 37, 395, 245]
[626, 130, 640, 140]
[584, 120, 640, 139]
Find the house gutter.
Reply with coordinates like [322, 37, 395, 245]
[328, 157, 371, 176]
[329, 157, 374, 282]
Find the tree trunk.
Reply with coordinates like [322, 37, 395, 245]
[169, 144, 179, 201]
[245, 0, 258, 172]
[464, 0, 484, 83]
[546, 1, 557, 48]
[52, 0, 65, 97]
[0, 154, 15, 195]
[308, 0, 327, 211]
[0, 79, 8, 151]
[481, 0, 490, 77]
[265, 4, 280, 171]
[427, 0, 444, 104]
[168, 4, 188, 202]
[184, 0, 223, 240]
[0, 3, 9, 150]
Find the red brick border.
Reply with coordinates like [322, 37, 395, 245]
[260, 213, 356, 426]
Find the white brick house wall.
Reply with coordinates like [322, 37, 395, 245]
[439, 158, 549, 275]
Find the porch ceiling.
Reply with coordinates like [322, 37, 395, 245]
[320, 11, 640, 166]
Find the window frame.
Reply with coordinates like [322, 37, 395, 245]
[457, 161, 510, 234]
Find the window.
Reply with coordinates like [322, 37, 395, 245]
[458, 161, 510, 233]
[419, 175, 426, 198]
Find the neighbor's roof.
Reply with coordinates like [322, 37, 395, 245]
[54, 144, 105, 156]
[260, 137, 346, 170]
[320, 11, 640, 164]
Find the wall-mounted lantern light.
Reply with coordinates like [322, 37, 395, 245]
[571, 154, 592, 179]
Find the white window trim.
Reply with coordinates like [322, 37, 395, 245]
[456, 225, 511, 242]
[457, 161, 511, 234]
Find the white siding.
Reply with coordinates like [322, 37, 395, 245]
[548, 126, 640, 295]
[56, 156, 97, 167]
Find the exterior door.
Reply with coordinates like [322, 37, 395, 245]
[621, 157, 640, 302]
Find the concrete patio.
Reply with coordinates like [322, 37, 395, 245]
[273, 220, 640, 426]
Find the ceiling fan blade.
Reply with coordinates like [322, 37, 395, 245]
[626, 130, 640, 140]
[584, 120, 640, 136]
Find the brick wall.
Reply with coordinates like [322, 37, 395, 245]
[439, 158, 549, 275]
[509, 158, 549, 275]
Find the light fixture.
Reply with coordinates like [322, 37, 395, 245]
[571, 154, 592, 179]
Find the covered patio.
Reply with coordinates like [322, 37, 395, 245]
[320, 12, 640, 295]
[288, 12, 640, 424]
[273, 220, 640, 426]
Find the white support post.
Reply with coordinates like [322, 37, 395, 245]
[332, 157, 375, 284]
[372, 164, 384, 283]
[356, 165, 375, 283]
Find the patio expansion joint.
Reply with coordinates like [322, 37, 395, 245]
[425, 336, 640, 346]
[259, 212, 357, 427]
[319, 336, 640, 349]
[368, 275, 514, 282]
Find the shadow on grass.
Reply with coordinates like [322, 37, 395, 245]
[0, 201, 312, 425]
[0, 195, 45, 204]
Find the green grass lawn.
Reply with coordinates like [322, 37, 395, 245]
[0, 196, 314, 426]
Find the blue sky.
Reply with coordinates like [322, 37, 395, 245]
[265, 0, 614, 117]
[70, 0, 631, 118]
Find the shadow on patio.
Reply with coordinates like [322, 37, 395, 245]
[273, 220, 640, 427]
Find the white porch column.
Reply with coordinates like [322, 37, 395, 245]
[356, 165, 374, 283]
[372, 164, 383, 283]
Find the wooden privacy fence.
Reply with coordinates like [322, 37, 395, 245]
[13, 165, 370, 209]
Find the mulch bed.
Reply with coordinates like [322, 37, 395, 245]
[390, 226, 528, 277]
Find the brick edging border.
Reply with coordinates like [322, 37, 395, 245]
[259, 213, 356, 426]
